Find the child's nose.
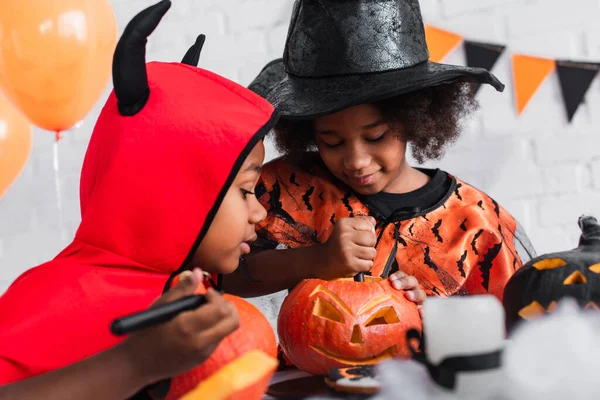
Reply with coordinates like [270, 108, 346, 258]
[344, 149, 371, 171]
[249, 197, 267, 224]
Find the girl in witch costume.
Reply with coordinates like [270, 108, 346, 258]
[224, 1, 536, 310]
[0, 1, 276, 398]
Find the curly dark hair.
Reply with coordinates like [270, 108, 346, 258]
[272, 80, 479, 164]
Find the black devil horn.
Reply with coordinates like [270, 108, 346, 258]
[181, 34, 206, 67]
[112, 0, 171, 116]
[578, 215, 600, 246]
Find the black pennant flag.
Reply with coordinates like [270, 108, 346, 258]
[464, 41, 506, 93]
[556, 60, 600, 122]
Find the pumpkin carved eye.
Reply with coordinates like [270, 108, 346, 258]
[532, 258, 567, 270]
[364, 306, 400, 326]
[313, 297, 345, 323]
[589, 263, 600, 274]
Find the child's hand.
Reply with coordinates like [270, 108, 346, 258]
[389, 271, 426, 316]
[320, 216, 377, 280]
[119, 269, 240, 384]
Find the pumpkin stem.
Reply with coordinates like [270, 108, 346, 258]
[578, 215, 600, 246]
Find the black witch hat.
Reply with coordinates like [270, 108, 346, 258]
[249, 0, 504, 119]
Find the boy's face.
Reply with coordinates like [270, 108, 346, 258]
[313, 103, 408, 195]
[191, 141, 267, 274]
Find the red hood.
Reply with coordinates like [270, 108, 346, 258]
[74, 61, 274, 274]
[0, 1, 276, 383]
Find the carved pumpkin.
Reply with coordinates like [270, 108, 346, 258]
[151, 283, 278, 400]
[278, 276, 422, 375]
[179, 350, 278, 400]
[503, 215, 600, 333]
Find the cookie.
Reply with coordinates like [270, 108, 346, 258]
[324, 365, 381, 395]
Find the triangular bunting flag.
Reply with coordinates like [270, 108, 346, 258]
[424, 25, 463, 63]
[512, 54, 556, 115]
[555, 60, 600, 122]
[464, 41, 506, 93]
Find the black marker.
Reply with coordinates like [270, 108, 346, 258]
[111, 294, 207, 336]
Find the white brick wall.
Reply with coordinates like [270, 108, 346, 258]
[1, 0, 599, 329]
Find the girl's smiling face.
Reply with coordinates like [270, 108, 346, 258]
[314, 103, 410, 195]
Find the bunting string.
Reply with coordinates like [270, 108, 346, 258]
[423, 24, 600, 122]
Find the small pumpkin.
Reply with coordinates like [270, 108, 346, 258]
[151, 277, 278, 399]
[278, 276, 422, 375]
[180, 350, 278, 400]
[503, 215, 600, 333]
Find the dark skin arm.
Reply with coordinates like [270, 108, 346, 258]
[0, 343, 148, 400]
[223, 245, 328, 297]
[223, 217, 426, 307]
[224, 217, 378, 297]
[0, 269, 239, 400]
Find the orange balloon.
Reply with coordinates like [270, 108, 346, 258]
[0, 0, 117, 132]
[0, 94, 32, 199]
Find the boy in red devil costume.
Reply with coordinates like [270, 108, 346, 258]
[0, 1, 277, 398]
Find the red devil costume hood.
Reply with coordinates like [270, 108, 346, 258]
[0, 0, 276, 383]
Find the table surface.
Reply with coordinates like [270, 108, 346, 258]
[264, 370, 311, 399]
[264, 370, 381, 400]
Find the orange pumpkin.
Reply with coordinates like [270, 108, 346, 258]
[151, 292, 277, 399]
[278, 276, 422, 375]
[180, 350, 278, 400]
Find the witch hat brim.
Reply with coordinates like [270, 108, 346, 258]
[249, 58, 504, 120]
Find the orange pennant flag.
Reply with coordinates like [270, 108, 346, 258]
[512, 54, 556, 115]
[424, 25, 464, 63]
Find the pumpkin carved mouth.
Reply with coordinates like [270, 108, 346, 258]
[519, 300, 600, 319]
[309, 345, 398, 365]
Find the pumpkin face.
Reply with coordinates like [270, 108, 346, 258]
[278, 276, 422, 375]
[503, 216, 600, 333]
[151, 294, 278, 400]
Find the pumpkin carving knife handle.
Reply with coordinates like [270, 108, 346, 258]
[110, 294, 207, 336]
